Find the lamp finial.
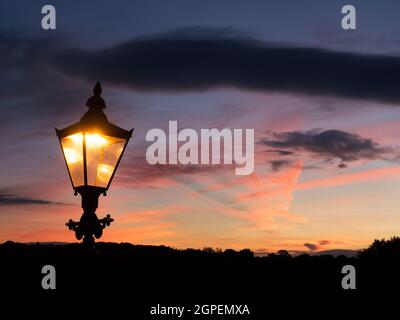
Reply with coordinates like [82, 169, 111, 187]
[86, 82, 106, 110]
[94, 82, 102, 96]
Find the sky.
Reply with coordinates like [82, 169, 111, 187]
[2, 0, 400, 253]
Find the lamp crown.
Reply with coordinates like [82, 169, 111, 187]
[86, 82, 106, 110]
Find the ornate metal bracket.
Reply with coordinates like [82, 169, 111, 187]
[65, 213, 114, 247]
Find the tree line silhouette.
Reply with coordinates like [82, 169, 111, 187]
[1, 237, 400, 311]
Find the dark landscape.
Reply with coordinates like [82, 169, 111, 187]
[1, 237, 399, 315]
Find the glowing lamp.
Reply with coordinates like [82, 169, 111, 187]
[56, 82, 133, 247]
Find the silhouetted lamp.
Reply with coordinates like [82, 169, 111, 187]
[56, 82, 133, 246]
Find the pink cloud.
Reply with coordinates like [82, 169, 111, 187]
[297, 166, 400, 190]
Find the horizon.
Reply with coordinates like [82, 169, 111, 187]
[0, 239, 362, 257]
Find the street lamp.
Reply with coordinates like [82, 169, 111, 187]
[56, 82, 133, 247]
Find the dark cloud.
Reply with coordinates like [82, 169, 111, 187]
[319, 240, 330, 246]
[51, 27, 400, 103]
[265, 149, 294, 156]
[304, 240, 330, 252]
[269, 159, 293, 172]
[261, 129, 394, 164]
[0, 191, 67, 206]
[303, 165, 322, 170]
[0, 30, 90, 130]
[303, 243, 318, 251]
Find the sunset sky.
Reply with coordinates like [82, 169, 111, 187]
[2, 0, 400, 253]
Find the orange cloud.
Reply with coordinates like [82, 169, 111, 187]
[227, 160, 307, 231]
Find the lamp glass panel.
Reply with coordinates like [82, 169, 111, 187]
[84, 133, 126, 188]
[60, 133, 84, 187]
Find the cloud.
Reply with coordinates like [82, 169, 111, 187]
[303, 243, 318, 251]
[269, 159, 293, 172]
[303, 240, 330, 251]
[266, 150, 295, 156]
[51, 27, 400, 104]
[0, 191, 67, 206]
[260, 129, 395, 165]
[297, 166, 400, 190]
[118, 154, 234, 188]
[319, 240, 330, 246]
[0, 30, 92, 133]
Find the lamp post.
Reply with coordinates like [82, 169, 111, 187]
[56, 82, 133, 247]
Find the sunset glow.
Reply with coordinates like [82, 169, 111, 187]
[2, 0, 400, 256]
